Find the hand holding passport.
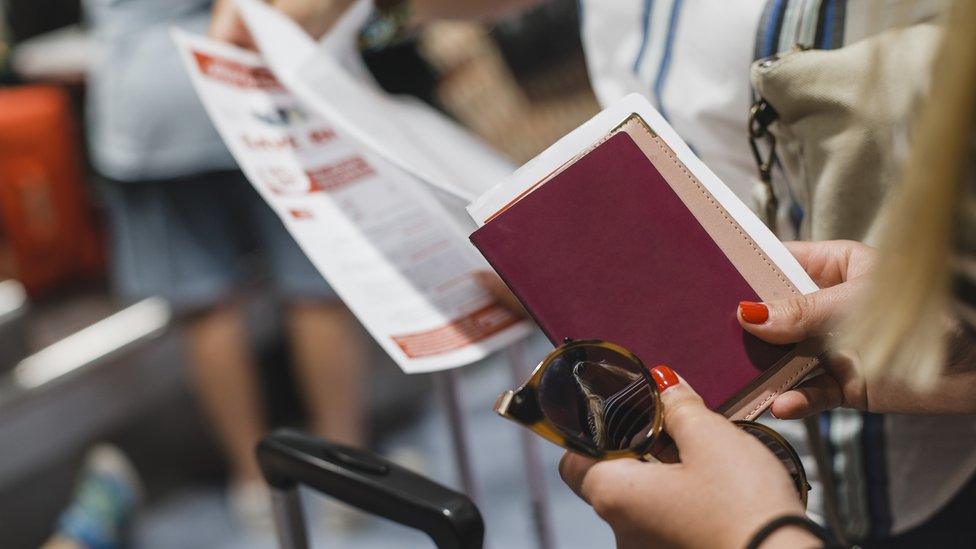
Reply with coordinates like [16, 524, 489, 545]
[469, 95, 821, 420]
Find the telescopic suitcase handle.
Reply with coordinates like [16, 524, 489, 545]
[257, 429, 484, 549]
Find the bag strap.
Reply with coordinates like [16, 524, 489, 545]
[751, 2, 851, 542]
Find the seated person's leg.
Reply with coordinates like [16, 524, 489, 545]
[103, 174, 267, 487]
[244, 177, 368, 449]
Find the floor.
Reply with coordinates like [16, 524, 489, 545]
[132, 333, 614, 549]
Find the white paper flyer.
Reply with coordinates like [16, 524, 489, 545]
[173, 31, 533, 373]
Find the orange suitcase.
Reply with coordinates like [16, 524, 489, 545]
[0, 85, 102, 296]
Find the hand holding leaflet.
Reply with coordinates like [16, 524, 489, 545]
[173, 31, 533, 373]
[234, 0, 515, 208]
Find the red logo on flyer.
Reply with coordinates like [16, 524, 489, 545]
[259, 158, 374, 196]
[392, 305, 521, 358]
[259, 166, 310, 195]
[193, 51, 283, 91]
[241, 134, 298, 151]
[308, 128, 338, 144]
[306, 157, 375, 192]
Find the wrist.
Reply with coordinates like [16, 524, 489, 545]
[744, 515, 836, 549]
[273, 0, 355, 39]
[759, 525, 823, 549]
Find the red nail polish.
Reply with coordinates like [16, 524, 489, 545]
[739, 301, 769, 324]
[649, 365, 680, 393]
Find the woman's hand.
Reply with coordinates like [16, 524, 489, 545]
[559, 367, 816, 549]
[209, 0, 256, 49]
[209, 0, 354, 48]
[737, 240, 875, 418]
[739, 240, 976, 416]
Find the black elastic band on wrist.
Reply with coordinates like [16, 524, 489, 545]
[745, 515, 843, 549]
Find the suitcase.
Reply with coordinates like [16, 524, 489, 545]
[0, 85, 102, 297]
[258, 429, 484, 549]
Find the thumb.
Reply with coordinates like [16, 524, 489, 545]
[649, 365, 740, 462]
[737, 280, 860, 345]
[770, 373, 845, 419]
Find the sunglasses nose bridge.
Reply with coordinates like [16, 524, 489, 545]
[497, 386, 545, 425]
[494, 390, 516, 417]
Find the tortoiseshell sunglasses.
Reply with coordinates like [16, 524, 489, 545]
[494, 339, 809, 505]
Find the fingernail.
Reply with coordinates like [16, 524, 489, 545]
[739, 301, 769, 324]
[648, 365, 680, 393]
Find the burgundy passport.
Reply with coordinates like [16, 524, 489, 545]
[471, 130, 798, 412]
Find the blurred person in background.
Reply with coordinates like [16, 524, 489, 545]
[83, 0, 368, 529]
[210, 0, 976, 545]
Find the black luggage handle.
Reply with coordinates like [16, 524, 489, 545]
[257, 429, 484, 549]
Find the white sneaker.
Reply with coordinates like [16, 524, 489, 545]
[227, 479, 274, 536]
[322, 498, 369, 537]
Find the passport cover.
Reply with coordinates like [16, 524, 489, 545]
[471, 116, 819, 418]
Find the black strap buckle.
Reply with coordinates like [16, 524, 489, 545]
[748, 99, 780, 232]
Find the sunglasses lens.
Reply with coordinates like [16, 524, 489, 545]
[537, 343, 658, 452]
[738, 422, 809, 503]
